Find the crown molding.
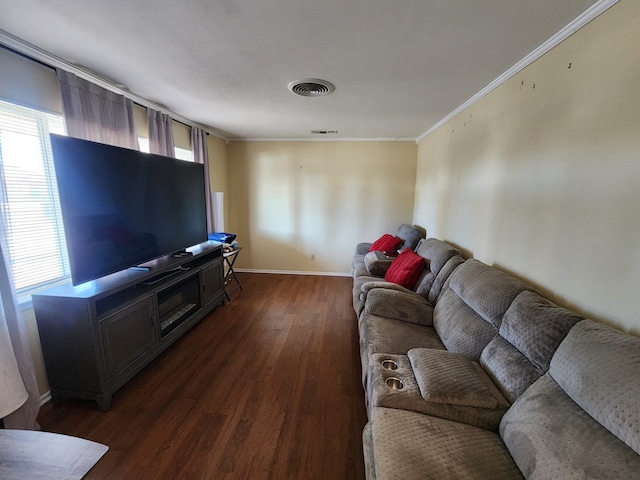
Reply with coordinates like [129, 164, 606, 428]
[230, 137, 416, 143]
[416, 0, 619, 144]
[2, 0, 619, 146]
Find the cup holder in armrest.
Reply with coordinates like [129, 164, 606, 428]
[386, 377, 404, 390]
[381, 359, 399, 371]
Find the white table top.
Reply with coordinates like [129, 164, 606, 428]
[0, 429, 108, 480]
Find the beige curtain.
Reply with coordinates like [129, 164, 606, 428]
[0, 233, 40, 429]
[147, 108, 175, 157]
[191, 127, 214, 233]
[56, 69, 139, 149]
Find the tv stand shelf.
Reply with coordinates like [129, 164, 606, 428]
[32, 242, 225, 411]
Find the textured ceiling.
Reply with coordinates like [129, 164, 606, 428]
[0, 0, 598, 140]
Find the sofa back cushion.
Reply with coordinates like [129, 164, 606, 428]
[424, 254, 465, 305]
[433, 259, 533, 360]
[395, 223, 425, 251]
[500, 320, 640, 478]
[413, 238, 464, 302]
[500, 373, 640, 479]
[480, 291, 583, 403]
[549, 319, 640, 454]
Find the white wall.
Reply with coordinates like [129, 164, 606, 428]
[413, 0, 640, 334]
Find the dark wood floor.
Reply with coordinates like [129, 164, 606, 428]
[37, 273, 367, 480]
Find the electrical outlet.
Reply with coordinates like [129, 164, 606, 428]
[311, 254, 316, 261]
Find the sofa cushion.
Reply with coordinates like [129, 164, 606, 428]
[480, 291, 583, 403]
[369, 407, 524, 480]
[549, 319, 640, 455]
[500, 374, 640, 479]
[369, 233, 402, 253]
[408, 349, 498, 409]
[384, 249, 424, 289]
[364, 287, 434, 326]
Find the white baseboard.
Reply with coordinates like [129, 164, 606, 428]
[234, 268, 350, 277]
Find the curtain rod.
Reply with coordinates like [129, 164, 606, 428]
[1, 44, 201, 136]
[0, 31, 225, 140]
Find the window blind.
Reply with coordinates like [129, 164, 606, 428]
[0, 100, 69, 298]
[138, 136, 193, 161]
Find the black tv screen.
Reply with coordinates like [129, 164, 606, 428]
[50, 134, 208, 285]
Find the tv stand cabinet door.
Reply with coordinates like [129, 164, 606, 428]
[99, 295, 157, 380]
[201, 259, 224, 307]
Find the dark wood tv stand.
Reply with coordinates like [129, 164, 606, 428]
[32, 242, 225, 411]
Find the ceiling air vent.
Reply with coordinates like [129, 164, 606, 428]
[311, 130, 338, 135]
[288, 78, 335, 97]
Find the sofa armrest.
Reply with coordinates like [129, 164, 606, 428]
[364, 288, 434, 326]
[361, 281, 414, 295]
[352, 264, 371, 279]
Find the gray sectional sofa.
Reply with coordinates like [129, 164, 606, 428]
[353, 223, 427, 315]
[352, 233, 640, 479]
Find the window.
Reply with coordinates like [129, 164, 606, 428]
[138, 136, 150, 154]
[138, 137, 193, 161]
[174, 146, 193, 162]
[0, 100, 69, 301]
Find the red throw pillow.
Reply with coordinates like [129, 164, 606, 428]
[384, 249, 425, 289]
[369, 234, 402, 253]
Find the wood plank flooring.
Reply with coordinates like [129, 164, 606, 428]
[37, 273, 367, 480]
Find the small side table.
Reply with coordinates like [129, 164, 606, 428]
[0, 429, 108, 479]
[223, 247, 243, 300]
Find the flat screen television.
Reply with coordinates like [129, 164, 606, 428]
[49, 134, 208, 286]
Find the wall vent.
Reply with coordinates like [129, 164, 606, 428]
[310, 130, 338, 134]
